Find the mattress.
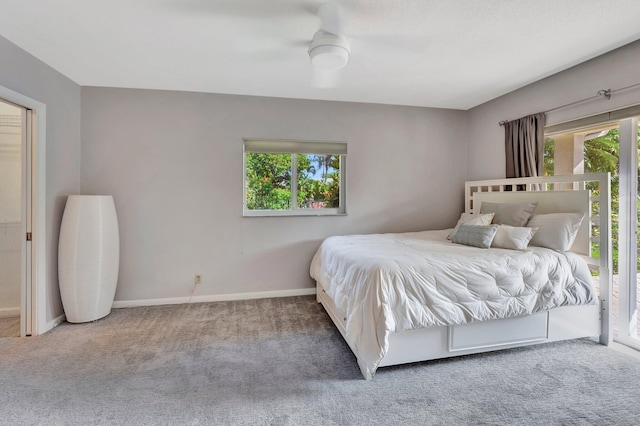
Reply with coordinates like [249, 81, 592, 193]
[310, 229, 596, 379]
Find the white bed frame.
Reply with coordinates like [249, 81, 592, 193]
[316, 173, 612, 378]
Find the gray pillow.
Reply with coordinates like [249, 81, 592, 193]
[450, 224, 499, 249]
[526, 213, 585, 251]
[479, 201, 538, 227]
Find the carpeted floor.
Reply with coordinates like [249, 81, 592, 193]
[1, 295, 640, 425]
[0, 315, 19, 338]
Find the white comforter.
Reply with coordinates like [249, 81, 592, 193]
[310, 229, 596, 379]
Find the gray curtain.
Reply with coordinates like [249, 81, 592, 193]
[504, 112, 546, 178]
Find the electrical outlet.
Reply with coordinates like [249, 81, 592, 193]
[195, 274, 202, 285]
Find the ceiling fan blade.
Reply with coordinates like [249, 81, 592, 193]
[351, 34, 430, 55]
[288, 39, 311, 48]
[171, 0, 318, 20]
[318, 1, 344, 35]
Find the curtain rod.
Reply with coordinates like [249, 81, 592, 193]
[498, 82, 640, 126]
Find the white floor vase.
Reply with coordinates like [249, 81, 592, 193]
[58, 195, 120, 323]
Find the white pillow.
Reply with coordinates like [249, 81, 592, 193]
[491, 225, 538, 251]
[457, 212, 495, 226]
[447, 213, 495, 240]
[526, 213, 585, 251]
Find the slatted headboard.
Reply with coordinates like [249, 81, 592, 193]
[464, 173, 612, 344]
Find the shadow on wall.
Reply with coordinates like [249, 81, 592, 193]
[346, 196, 463, 236]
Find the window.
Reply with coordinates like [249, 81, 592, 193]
[243, 139, 347, 216]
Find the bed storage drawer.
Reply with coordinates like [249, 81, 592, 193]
[448, 312, 548, 351]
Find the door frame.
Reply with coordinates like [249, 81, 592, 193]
[617, 117, 640, 348]
[0, 85, 46, 336]
[19, 106, 32, 336]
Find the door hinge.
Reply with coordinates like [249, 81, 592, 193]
[26, 232, 32, 241]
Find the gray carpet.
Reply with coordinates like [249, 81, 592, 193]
[1, 296, 640, 425]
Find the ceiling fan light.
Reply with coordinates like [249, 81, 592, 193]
[308, 30, 350, 71]
[309, 44, 349, 70]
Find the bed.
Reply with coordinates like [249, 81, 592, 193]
[311, 174, 612, 380]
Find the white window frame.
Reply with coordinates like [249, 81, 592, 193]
[243, 139, 347, 217]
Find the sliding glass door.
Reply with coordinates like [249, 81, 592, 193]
[545, 117, 640, 347]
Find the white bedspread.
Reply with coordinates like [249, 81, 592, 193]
[310, 229, 596, 379]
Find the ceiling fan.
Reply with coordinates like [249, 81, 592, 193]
[170, 1, 429, 88]
[308, 2, 350, 72]
[305, 1, 428, 88]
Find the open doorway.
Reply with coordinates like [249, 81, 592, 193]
[0, 100, 25, 337]
[0, 85, 47, 337]
[545, 119, 640, 345]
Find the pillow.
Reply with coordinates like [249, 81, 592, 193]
[447, 212, 495, 240]
[526, 213, 585, 251]
[455, 212, 495, 227]
[479, 202, 538, 227]
[491, 225, 538, 251]
[450, 223, 499, 249]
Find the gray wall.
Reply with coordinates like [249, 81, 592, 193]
[0, 36, 81, 323]
[467, 40, 640, 180]
[6, 31, 639, 312]
[81, 88, 468, 302]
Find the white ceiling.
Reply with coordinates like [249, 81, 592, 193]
[2, 0, 640, 110]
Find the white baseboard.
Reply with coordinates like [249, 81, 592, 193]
[612, 340, 640, 358]
[44, 313, 66, 332]
[0, 307, 20, 318]
[112, 288, 317, 309]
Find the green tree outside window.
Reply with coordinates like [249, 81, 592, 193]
[246, 153, 341, 211]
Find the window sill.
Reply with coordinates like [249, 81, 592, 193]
[243, 209, 346, 217]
